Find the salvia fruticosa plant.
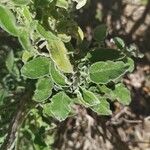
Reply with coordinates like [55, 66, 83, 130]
[0, 0, 143, 149]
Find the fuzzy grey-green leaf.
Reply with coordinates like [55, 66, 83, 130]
[80, 87, 100, 106]
[91, 98, 112, 115]
[47, 39, 73, 73]
[89, 61, 129, 84]
[99, 83, 131, 105]
[33, 77, 53, 102]
[18, 30, 34, 51]
[113, 83, 131, 105]
[50, 63, 67, 86]
[43, 92, 72, 121]
[21, 57, 50, 79]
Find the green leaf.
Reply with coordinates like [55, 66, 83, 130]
[12, 0, 30, 5]
[33, 77, 53, 102]
[91, 98, 112, 115]
[37, 24, 73, 73]
[50, 63, 67, 86]
[93, 24, 107, 42]
[5, 50, 14, 72]
[80, 87, 100, 106]
[113, 83, 131, 105]
[36, 23, 58, 41]
[43, 92, 72, 121]
[56, 0, 68, 9]
[89, 61, 129, 84]
[99, 84, 131, 105]
[22, 50, 33, 63]
[18, 30, 34, 51]
[0, 5, 19, 36]
[21, 57, 50, 79]
[113, 37, 125, 49]
[126, 57, 134, 73]
[88, 48, 123, 62]
[47, 39, 73, 73]
[77, 26, 84, 41]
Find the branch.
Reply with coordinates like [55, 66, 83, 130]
[0, 83, 34, 150]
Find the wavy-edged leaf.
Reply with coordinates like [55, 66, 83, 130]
[91, 98, 112, 115]
[89, 61, 129, 84]
[33, 77, 53, 102]
[50, 63, 67, 86]
[21, 57, 50, 79]
[80, 87, 100, 106]
[43, 92, 72, 121]
[0, 5, 19, 36]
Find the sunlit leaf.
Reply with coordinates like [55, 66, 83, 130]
[37, 23, 73, 73]
[73, 0, 87, 9]
[77, 26, 84, 41]
[47, 39, 73, 73]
